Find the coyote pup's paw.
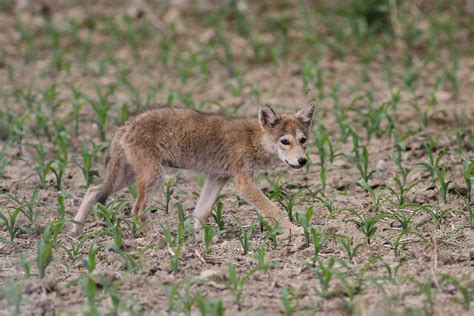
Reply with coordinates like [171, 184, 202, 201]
[280, 221, 304, 235]
[71, 224, 83, 237]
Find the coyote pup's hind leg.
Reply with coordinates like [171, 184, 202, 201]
[125, 147, 164, 224]
[72, 152, 134, 235]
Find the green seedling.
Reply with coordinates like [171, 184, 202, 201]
[311, 226, 326, 265]
[233, 216, 255, 255]
[197, 297, 225, 316]
[371, 255, 406, 284]
[69, 86, 84, 136]
[348, 209, 383, 244]
[259, 171, 287, 201]
[60, 236, 87, 263]
[349, 129, 374, 185]
[49, 158, 68, 190]
[0, 207, 22, 242]
[334, 270, 358, 314]
[259, 215, 281, 249]
[313, 257, 336, 298]
[36, 236, 53, 279]
[295, 206, 314, 247]
[253, 243, 273, 272]
[170, 245, 182, 274]
[280, 286, 298, 316]
[0, 137, 12, 177]
[176, 203, 187, 246]
[312, 194, 337, 216]
[424, 205, 452, 229]
[202, 223, 219, 254]
[314, 126, 337, 195]
[162, 171, 179, 214]
[0, 278, 23, 316]
[76, 143, 99, 187]
[228, 263, 257, 310]
[463, 160, 474, 202]
[392, 228, 420, 257]
[56, 193, 66, 221]
[33, 143, 50, 187]
[166, 283, 179, 313]
[439, 273, 474, 311]
[337, 235, 363, 263]
[80, 275, 99, 315]
[281, 189, 306, 222]
[436, 167, 452, 204]
[412, 276, 438, 314]
[415, 136, 445, 181]
[463, 200, 473, 228]
[85, 85, 116, 141]
[383, 206, 421, 231]
[389, 149, 423, 205]
[2, 189, 40, 223]
[56, 130, 70, 162]
[212, 201, 225, 231]
[95, 201, 127, 250]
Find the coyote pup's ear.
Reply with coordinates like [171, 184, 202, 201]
[259, 104, 280, 129]
[296, 103, 315, 127]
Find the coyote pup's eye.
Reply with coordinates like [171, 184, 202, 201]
[300, 138, 306, 144]
[280, 139, 290, 145]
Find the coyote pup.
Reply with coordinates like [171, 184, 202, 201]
[72, 103, 315, 237]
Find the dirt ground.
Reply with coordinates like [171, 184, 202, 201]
[0, 1, 473, 315]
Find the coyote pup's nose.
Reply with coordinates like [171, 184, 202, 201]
[298, 157, 307, 166]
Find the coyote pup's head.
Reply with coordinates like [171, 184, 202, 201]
[259, 103, 315, 169]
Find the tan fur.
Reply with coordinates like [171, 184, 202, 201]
[72, 103, 315, 237]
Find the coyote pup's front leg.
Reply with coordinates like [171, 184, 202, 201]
[235, 175, 302, 233]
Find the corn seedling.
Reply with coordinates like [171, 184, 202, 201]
[0, 207, 22, 242]
[313, 257, 336, 298]
[0, 137, 12, 177]
[281, 189, 306, 222]
[280, 286, 298, 316]
[389, 149, 423, 206]
[412, 276, 438, 314]
[260, 215, 281, 249]
[32, 143, 50, 187]
[95, 201, 127, 250]
[314, 126, 336, 195]
[348, 209, 383, 244]
[312, 194, 337, 216]
[424, 205, 452, 229]
[259, 171, 287, 201]
[212, 200, 226, 231]
[228, 263, 257, 310]
[337, 235, 363, 263]
[233, 215, 255, 255]
[162, 171, 179, 214]
[295, 206, 314, 247]
[49, 158, 68, 190]
[383, 206, 421, 231]
[439, 273, 474, 311]
[415, 136, 445, 181]
[311, 226, 327, 265]
[36, 235, 53, 279]
[463, 160, 473, 202]
[349, 129, 374, 185]
[85, 85, 116, 141]
[253, 243, 273, 272]
[2, 189, 40, 224]
[435, 167, 452, 204]
[202, 223, 218, 254]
